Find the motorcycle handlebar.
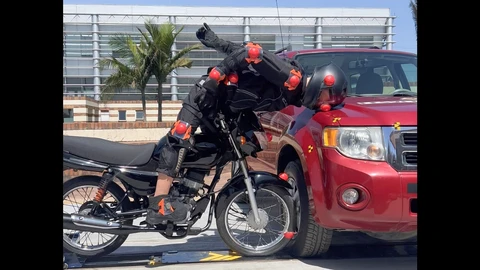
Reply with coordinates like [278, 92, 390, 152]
[274, 46, 288, 55]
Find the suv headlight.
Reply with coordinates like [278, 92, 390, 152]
[322, 127, 385, 161]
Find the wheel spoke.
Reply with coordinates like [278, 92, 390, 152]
[223, 187, 291, 253]
[63, 184, 122, 252]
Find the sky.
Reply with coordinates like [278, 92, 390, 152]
[63, 0, 417, 54]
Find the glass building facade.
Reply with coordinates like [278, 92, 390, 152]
[63, 5, 395, 101]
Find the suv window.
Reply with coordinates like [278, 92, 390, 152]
[294, 51, 417, 96]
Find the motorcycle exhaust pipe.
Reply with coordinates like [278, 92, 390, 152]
[63, 213, 157, 235]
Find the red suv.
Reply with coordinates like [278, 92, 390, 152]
[257, 47, 417, 257]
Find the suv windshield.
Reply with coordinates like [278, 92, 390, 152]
[294, 51, 417, 96]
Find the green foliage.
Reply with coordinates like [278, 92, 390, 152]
[409, 0, 417, 38]
[99, 20, 202, 121]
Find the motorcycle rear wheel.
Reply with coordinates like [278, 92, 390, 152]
[63, 176, 131, 258]
[216, 185, 295, 256]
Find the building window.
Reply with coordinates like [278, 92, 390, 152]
[63, 109, 73, 123]
[64, 77, 94, 97]
[304, 35, 315, 49]
[135, 110, 144, 121]
[118, 110, 126, 121]
[249, 34, 276, 51]
[328, 36, 375, 48]
[100, 110, 110, 122]
[80, 34, 93, 57]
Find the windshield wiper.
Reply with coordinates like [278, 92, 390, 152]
[391, 90, 417, 97]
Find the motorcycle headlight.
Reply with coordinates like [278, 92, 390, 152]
[322, 127, 385, 161]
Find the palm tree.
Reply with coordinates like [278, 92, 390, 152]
[140, 21, 202, 122]
[98, 34, 153, 121]
[409, 0, 417, 38]
[99, 21, 201, 122]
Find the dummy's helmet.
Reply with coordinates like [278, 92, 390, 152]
[302, 62, 348, 111]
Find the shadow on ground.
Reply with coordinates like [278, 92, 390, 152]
[112, 228, 228, 255]
[105, 229, 416, 263]
[297, 256, 417, 270]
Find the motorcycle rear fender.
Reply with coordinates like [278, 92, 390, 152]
[214, 170, 292, 218]
[63, 151, 108, 172]
[64, 175, 136, 212]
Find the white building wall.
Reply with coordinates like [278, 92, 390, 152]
[63, 5, 395, 101]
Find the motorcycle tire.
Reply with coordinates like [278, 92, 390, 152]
[63, 175, 131, 258]
[216, 185, 295, 257]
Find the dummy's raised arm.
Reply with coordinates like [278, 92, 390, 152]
[196, 23, 243, 55]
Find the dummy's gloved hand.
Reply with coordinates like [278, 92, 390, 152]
[196, 23, 218, 48]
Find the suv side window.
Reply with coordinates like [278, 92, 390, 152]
[400, 63, 417, 92]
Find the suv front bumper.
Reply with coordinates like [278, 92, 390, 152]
[310, 147, 417, 233]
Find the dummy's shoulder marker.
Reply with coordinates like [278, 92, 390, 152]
[244, 42, 263, 64]
[393, 122, 401, 130]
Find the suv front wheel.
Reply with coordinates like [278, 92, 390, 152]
[283, 160, 333, 258]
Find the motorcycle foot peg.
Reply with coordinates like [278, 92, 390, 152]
[187, 227, 202, 235]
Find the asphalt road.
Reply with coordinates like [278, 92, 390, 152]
[78, 257, 417, 270]
[64, 206, 417, 269]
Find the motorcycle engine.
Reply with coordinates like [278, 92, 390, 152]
[172, 170, 206, 197]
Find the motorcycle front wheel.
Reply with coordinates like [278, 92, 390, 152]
[216, 185, 295, 256]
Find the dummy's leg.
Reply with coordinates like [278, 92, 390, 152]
[207, 42, 304, 92]
[146, 71, 241, 225]
[146, 90, 203, 225]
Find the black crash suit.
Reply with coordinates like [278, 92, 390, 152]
[156, 25, 305, 178]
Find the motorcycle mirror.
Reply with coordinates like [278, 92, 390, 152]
[274, 46, 288, 54]
[274, 44, 292, 55]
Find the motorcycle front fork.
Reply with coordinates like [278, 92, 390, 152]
[237, 159, 261, 223]
[223, 130, 261, 223]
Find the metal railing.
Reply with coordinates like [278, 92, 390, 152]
[63, 6, 395, 101]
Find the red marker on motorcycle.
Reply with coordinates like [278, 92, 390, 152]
[284, 231, 296, 239]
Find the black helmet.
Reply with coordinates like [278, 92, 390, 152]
[302, 62, 348, 111]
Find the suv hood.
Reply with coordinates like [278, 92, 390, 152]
[318, 96, 417, 126]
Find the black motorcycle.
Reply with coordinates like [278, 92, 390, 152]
[63, 108, 296, 259]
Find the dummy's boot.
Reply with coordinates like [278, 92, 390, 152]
[146, 130, 195, 225]
[146, 195, 189, 224]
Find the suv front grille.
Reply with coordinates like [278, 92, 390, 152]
[383, 127, 417, 171]
[402, 133, 417, 145]
[404, 151, 417, 164]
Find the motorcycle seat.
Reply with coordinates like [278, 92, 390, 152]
[63, 135, 156, 166]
